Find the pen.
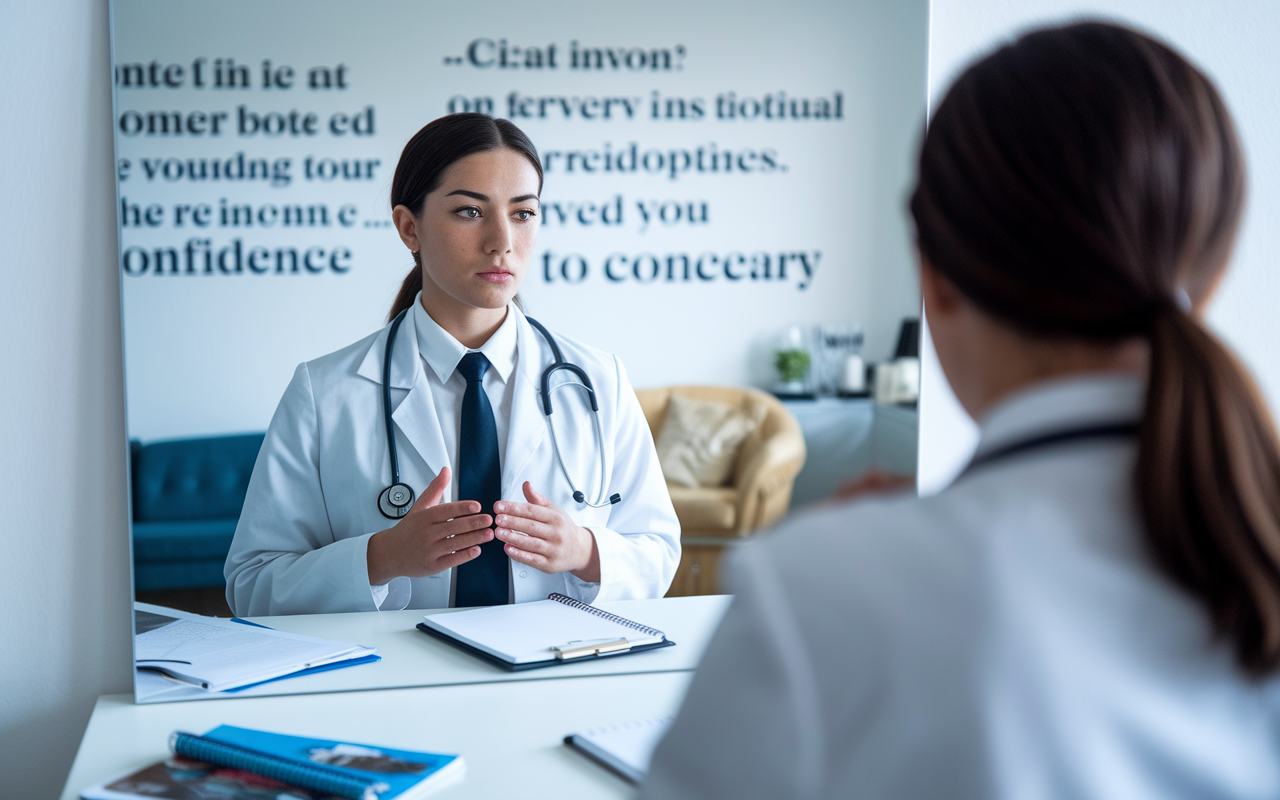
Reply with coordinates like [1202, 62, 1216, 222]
[551, 638, 631, 660]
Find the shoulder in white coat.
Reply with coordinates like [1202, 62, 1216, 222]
[644, 375, 1280, 800]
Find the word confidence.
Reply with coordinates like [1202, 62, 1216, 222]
[541, 250, 822, 291]
[120, 238, 351, 276]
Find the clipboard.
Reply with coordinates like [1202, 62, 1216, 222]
[415, 622, 675, 671]
[414, 593, 676, 671]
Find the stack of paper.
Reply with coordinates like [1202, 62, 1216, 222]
[134, 608, 376, 693]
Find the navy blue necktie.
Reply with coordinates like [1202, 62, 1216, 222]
[454, 352, 508, 607]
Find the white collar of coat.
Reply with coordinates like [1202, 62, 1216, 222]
[355, 296, 543, 391]
[411, 294, 517, 386]
[972, 372, 1145, 460]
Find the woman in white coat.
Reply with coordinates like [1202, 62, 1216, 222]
[225, 114, 680, 616]
[643, 23, 1280, 799]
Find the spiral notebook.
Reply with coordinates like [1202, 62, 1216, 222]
[416, 593, 674, 670]
[81, 726, 463, 800]
[564, 717, 673, 784]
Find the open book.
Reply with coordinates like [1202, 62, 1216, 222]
[416, 593, 673, 670]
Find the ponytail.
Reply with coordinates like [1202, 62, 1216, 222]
[1139, 310, 1280, 675]
[912, 22, 1280, 675]
[387, 258, 423, 323]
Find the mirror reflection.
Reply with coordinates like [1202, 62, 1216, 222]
[115, 0, 928, 702]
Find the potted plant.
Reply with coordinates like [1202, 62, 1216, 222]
[774, 348, 812, 396]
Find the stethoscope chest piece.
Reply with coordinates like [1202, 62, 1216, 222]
[376, 309, 621, 516]
[378, 483, 416, 519]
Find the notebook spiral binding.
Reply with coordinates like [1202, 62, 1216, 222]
[170, 731, 388, 800]
[548, 593, 665, 639]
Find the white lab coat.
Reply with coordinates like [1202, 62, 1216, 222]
[224, 304, 680, 616]
[643, 375, 1280, 800]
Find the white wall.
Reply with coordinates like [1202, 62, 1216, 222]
[920, 0, 1280, 493]
[112, 0, 927, 442]
[0, 0, 133, 796]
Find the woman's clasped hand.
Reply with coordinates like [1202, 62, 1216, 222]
[495, 482, 601, 583]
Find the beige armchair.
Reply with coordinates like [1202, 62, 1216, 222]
[635, 386, 806, 596]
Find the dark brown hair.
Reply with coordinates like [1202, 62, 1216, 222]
[912, 22, 1280, 675]
[387, 113, 543, 322]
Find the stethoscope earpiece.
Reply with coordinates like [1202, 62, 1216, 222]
[572, 490, 624, 508]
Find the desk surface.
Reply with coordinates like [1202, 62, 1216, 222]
[136, 595, 730, 703]
[67, 670, 692, 800]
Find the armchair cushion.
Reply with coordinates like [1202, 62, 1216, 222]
[655, 394, 764, 488]
[637, 386, 806, 537]
[665, 485, 738, 530]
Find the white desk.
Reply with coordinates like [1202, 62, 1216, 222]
[64, 671, 693, 800]
[136, 595, 731, 703]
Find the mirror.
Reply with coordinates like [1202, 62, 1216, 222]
[113, 0, 928, 701]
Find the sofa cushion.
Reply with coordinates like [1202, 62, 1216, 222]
[134, 559, 229, 592]
[132, 433, 264, 522]
[132, 518, 239, 563]
[666, 485, 738, 530]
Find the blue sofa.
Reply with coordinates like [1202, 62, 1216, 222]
[130, 433, 265, 591]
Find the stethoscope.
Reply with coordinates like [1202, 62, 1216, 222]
[377, 309, 623, 519]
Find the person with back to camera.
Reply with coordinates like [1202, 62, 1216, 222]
[224, 113, 680, 616]
[642, 22, 1280, 799]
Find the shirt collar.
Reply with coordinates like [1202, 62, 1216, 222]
[412, 294, 517, 385]
[974, 372, 1146, 459]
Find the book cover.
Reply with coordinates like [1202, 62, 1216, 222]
[81, 726, 463, 800]
[82, 754, 341, 800]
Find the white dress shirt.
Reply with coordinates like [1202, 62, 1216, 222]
[370, 298, 519, 607]
[644, 373, 1280, 799]
[411, 296, 517, 493]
